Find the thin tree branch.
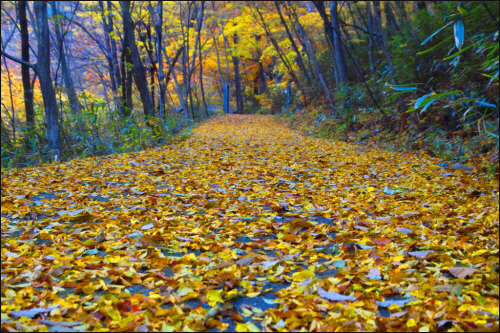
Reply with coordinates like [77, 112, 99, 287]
[1, 49, 37, 71]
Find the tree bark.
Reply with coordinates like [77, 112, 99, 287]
[232, 32, 243, 114]
[373, 1, 397, 82]
[51, 1, 86, 133]
[330, 1, 349, 86]
[121, 23, 133, 116]
[297, 22, 333, 107]
[274, 1, 311, 85]
[154, 2, 166, 123]
[253, 6, 305, 97]
[120, 1, 155, 119]
[34, 1, 61, 155]
[17, 0, 35, 145]
[312, 1, 341, 88]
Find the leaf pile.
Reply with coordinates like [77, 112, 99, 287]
[1, 115, 499, 332]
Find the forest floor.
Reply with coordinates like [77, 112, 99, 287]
[1, 115, 499, 332]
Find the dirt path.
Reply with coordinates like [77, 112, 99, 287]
[1, 115, 498, 332]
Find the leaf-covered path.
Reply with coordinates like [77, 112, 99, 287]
[1, 115, 499, 332]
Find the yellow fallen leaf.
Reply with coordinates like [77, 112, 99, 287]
[419, 325, 430, 332]
[246, 292, 261, 298]
[4, 289, 16, 298]
[82, 285, 96, 295]
[207, 289, 223, 307]
[274, 265, 285, 276]
[471, 249, 488, 256]
[177, 287, 194, 297]
[235, 323, 249, 332]
[225, 289, 239, 300]
[107, 308, 121, 321]
[247, 322, 261, 332]
[107, 256, 122, 264]
[292, 270, 315, 282]
[406, 318, 417, 328]
[392, 255, 404, 263]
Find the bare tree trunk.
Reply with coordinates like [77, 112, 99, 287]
[330, 1, 349, 86]
[312, 1, 341, 89]
[384, 2, 401, 37]
[366, 1, 375, 74]
[214, 36, 225, 97]
[2, 56, 17, 145]
[99, 1, 117, 94]
[51, 1, 86, 133]
[199, 27, 208, 116]
[105, 1, 125, 113]
[396, 1, 408, 20]
[297, 22, 333, 107]
[373, 1, 396, 82]
[275, 1, 311, 86]
[155, 2, 166, 123]
[121, 25, 133, 116]
[163, 47, 189, 122]
[232, 32, 243, 114]
[253, 6, 305, 97]
[257, 49, 268, 95]
[120, 1, 155, 118]
[34, 1, 61, 155]
[1, 117, 12, 149]
[17, 0, 35, 146]
[223, 35, 232, 113]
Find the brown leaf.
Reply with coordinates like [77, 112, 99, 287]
[374, 238, 391, 245]
[95, 234, 106, 243]
[448, 267, 479, 279]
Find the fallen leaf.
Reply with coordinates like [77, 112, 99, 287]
[141, 222, 154, 231]
[317, 287, 357, 301]
[407, 250, 434, 259]
[236, 256, 255, 266]
[448, 267, 479, 279]
[10, 305, 60, 319]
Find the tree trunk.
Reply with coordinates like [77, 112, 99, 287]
[99, 1, 117, 94]
[199, 29, 208, 117]
[275, 1, 311, 85]
[121, 25, 133, 116]
[232, 32, 243, 114]
[17, 0, 35, 146]
[105, 1, 125, 113]
[51, 1, 86, 133]
[373, 1, 397, 82]
[366, 1, 375, 74]
[384, 2, 402, 38]
[155, 2, 166, 123]
[163, 47, 189, 122]
[330, 1, 349, 86]
[297, 22, 333, 107]
[214, 36, 225, 97]
[253, 6, 305, 97]
[312, 1, 340, 89]
[34, 1, 61, 155]
[120, 1, 155, 119]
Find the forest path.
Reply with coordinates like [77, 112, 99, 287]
[1, 115, 499, 332]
